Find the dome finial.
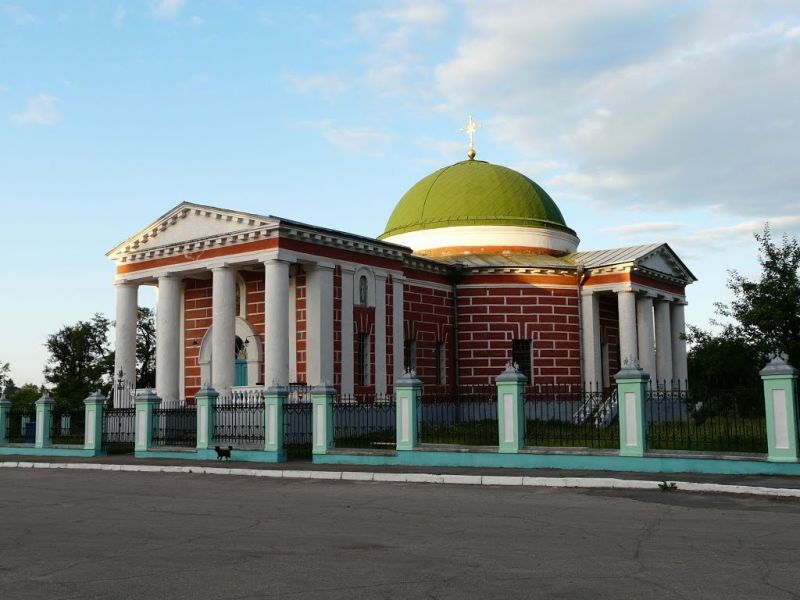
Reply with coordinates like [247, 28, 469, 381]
[460, 114, 481, 160]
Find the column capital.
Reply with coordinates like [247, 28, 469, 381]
[114, 280, 139, 288]
[259, 251, 296, 265]
[308, 260, 336, 272]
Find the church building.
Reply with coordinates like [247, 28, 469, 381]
[107, 136, 695, 406]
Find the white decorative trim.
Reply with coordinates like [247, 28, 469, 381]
[383, 225, 579, 255]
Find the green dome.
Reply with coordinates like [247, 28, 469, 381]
[379, 160, 575, 239]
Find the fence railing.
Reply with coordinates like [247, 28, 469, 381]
[6, 407, 35, 444]
[418, 388, 498, 446]
[282, 401, 313, 458]
[213, 401, 264, 447]
[102, 407, 136, 453]
[646, 381, 767, 453]
[333, 396, 395, 450]
[524, 384, 619, 449]
[219, 386, 264, 405]
[151, 406, 197, 448]
[50, 406, 85, 445]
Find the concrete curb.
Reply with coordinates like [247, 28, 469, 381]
[2, 461, 799, 498]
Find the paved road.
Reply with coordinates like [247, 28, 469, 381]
[1, 469, 799, 599]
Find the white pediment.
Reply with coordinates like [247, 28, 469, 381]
[108, 203, 277, 257]
[636, 245, 696, 282]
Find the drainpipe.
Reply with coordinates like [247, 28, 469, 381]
[576, 265, 587, 392]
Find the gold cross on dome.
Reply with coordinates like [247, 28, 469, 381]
[460, 114, 482, 160]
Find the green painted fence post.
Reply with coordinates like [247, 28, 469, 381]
[496, 363, 527, 453]
[134, 389, 161, 452]
[615, 361, 649, 457]
[264, 386, 287, 460]
[311, 384, 336, 455]
[0, 392, 10, 445]
[195, 385, 218, 451]
[395, 370, 422, 451]
[83, 391, 106, 454]
[35, 393, 54, 449]
[760, 353, 799, 462]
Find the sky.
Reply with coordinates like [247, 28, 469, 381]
[1, 0, 799, 387]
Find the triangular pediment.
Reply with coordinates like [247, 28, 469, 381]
[107, 202, 277, 258]
[635, 244, 697, 283]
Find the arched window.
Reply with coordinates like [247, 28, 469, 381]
[359, 275, 368, 306]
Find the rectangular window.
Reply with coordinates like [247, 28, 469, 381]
[357, 333, 370, 386]
[512, 339, 532, 383]
[435, 342, 446, 385]
[404, 339, 417, 373]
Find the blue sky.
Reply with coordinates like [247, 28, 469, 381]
[1, 0, 799, 386]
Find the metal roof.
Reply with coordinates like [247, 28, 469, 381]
[567, 243, 664, 268]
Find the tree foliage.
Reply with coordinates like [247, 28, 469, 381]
[0, 360, 9, 392]
[44, 314, 113, 405]
[136, 307, 156, 388]
[688, 225, 800, 381]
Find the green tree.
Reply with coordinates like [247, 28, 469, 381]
[717, 225, 800, 364]
[0, 360, 10, 392]
[44, 314, 113, 406]
[136, 307, 156, 388]
[7, 383, 43, 408]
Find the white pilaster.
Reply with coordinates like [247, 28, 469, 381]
[374, 273, 387, 394]
[636, 295, 655, 379]
[288, 275, 297, 382]
[392, 275, 405, 392]
[617, 291, 638, 366]
[654, 298, 673, 385]
[670, 301, 688, 384]
[580, 291, 603, 388]
[156, 275, 182, 406]
[211, 266, 236, 392]
[114, 282, 139, 397]
[306, 263, 335, 386]
[340, 267, 355, 395]
[263, 258, 291, 387]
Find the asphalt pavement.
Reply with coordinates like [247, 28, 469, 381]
[1, 467, 799, 599]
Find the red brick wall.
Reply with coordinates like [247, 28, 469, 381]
[295, 271, 306, 384]
[457, 285, 581, 387]
[403, 281, 454, 393]
[333, 267, 342, 392]
[353, 306, 375, 394]
[386, 276, 394, 393]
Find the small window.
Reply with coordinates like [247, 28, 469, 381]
[435, 342, 445, 385]
[404, 339, 417, 373]
[358, 275, 368, 306]
[357, 333, 370, 386]
[512, 339, 532, 383]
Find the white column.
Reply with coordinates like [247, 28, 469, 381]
[654, 298, 673, 385]
[340, 267, 355, 395]
[671, 301, 688, 384]
[392, 275, 405, 391]
[374, 273, 387, 394]
[617, 290, 638, 367]
[636, 295, 656, 379]
[114, 282, 139, 396]
[211, 266, 236, 392]
[156, 275, 182, 406]
[580, 291, 603, 388]
[288, 275, 297, 382]
[306, 263, 335, 386]
[263, 258, 290, 387]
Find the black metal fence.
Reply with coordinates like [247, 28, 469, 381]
[50, 406, 85, 445]
[333, 395, 395, 450]
[213, 401, 264, 447]
[418, 387, 498, 446]
[102, 407, 135, 453]
[6, 407, 35, 444]
[151, 406, 197, 448]
[524, 384, 619, 448]
[283, 401, 313, 459]
[646, 381, 767, 453]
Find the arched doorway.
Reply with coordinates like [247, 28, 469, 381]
[198, 317, 263, 387]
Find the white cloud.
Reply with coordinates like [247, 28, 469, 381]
[429, 1, 800, 217]
[112, 4, 125, 28]
[600, 222, 684, 240]
[1, 3, 37, 25]
[10, 94, 61, 126]
[303, 119, 393, 155]
[284, 73, 350, 98]
[150, 0, 185, 20]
